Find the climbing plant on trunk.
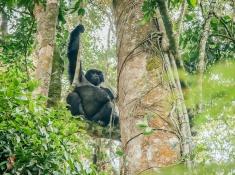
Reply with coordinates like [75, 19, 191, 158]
[113, 0, 185, 174]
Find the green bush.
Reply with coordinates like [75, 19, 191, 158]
[0, 67, 97, 174]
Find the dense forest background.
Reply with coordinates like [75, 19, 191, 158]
[0, 0, 234, 174]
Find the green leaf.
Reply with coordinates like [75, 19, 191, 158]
[27, 80, 38, 92]
[136, 120, 148, 128]
[187, 0, 197, 7]
[16, 134, 21, 143]
[74, 0, 82, 10]
[0, 161, 7, 167]
[116, 149, 124, 156]
[143, 127, 153, 135]
[77, 8, 85, 16]
[185, 14, 194, 21]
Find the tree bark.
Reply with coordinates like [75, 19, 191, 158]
[1, 11, 8, 37]
[156, 2, 192, 166]
[198, 14, 212, 112]
[47, 46, 64, 107]
[33, 0, 59, 97]
[113, 1, 181, 174]
[156, 0, 181, 65]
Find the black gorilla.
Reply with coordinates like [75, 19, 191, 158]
[66, 24, 119, 126]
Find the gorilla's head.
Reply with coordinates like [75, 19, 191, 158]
[75, 24, 85, 33]
[85, 69, 104, 86]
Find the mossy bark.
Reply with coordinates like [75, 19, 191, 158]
[1, 11, 8, 37]
[33, 0, 59, 97]
[47, 47, 64, 107]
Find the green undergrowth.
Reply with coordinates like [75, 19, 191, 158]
[0, 66, 101, 174]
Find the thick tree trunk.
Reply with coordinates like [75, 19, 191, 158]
[47, 46, 64, 107]
[33, 0, 59, 97]
[113, 1, 181, 174]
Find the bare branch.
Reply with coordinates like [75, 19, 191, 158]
[176, 0, 187, 36]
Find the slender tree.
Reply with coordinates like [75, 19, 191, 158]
[155, 0, 192, 166]
[198, 1, 215, 112]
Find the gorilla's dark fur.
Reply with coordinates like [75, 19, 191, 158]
[68, 24, 85, 84]
[66, 24, 119, 127]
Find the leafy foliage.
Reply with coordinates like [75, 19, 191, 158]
[142, 0, 235, 168]
[0, 15, 35, 64]
[142, 0, 157, 21]
[187, 0, 197, 7]
[181, 12, 234, 72]
[155, 163, 235, 175]
[0, 67, 99, 174]
[181, 61, 235, 163]
[0, 0, 46, 15]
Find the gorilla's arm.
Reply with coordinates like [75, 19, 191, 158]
[66, 92, 85, 116]
[71, 85, 119, 126]
[67, 24, 85, 84]
[73, 85, 110, 118]
[91, 101, 113, 126]
[100, 87, 115, 100]
[91, 101, 119, 126]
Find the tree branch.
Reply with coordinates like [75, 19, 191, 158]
[176, 0, 187, 36]
[75, 118, 121, 140]
[210, 33, 235, 43]
[213, 12, 233, 38]
[156, 0, 179, 60]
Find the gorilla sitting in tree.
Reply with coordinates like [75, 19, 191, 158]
[66, 24, 119, 127]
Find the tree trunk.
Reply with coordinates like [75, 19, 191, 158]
[33, 0, 59, 97]
[156, 1, 192, 166]
[198, 15, 212, 112]
[113, 1, 181, 174]
[47, 46, 64, 107]
[1, 11, 8, 37]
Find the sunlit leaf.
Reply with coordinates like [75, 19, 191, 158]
[187, 0, 197, 7]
